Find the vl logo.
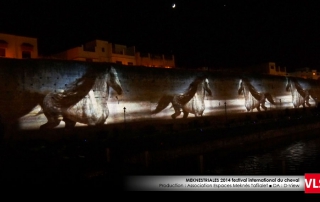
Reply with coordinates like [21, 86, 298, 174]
[305, 174, 320, 193]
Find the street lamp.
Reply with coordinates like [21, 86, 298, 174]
[224, 102, 227, 123]
[279, 99, 281, 109]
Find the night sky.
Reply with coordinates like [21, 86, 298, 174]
[1, 0, 320, 71]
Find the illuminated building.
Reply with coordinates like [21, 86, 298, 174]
[135, 52, 175, 68]
[245, 62, 287, 76]
[0, 33, 38, 59]
[50, 39, 175, 68]
[287, 67, 320, 80]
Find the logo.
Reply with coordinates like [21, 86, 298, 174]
[305, 174, 320, 193]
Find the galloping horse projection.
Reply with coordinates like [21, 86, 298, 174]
[285, 77, 316, 108]
[238, 78, 276, 112]
[40, 66, 123, 129]
[152, 76, 212, 119]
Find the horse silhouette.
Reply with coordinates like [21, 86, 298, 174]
[238, 78, 275, 112]
[40, 66, 123, 129]
[285, 77, 316, 108]
[152, 76, 212, 119]
[0, 58, 128, 137]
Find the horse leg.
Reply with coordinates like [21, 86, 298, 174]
[306, 97, 311, 107]
[261, 103, 267, 111]
[245, 105, 250, 112]
[40, 93, 62, 130]
[305, 102, 310, 107]
[256, 106, 261, 112]
[171, 113, 179, 119]
[182, 110, 189, 118]
[171, 106, 181, 119]
[40, 116, 61, 130]
[63, 117, 76, 129]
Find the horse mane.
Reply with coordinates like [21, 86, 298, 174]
[48, 66, 110, 108]
[179, 76, 207, 104]
[288, 77, 308, 97]
[240, 78, 261, 101]
[91, 66, 115, 92]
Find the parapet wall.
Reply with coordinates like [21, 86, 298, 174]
[0, 58, 320, 136]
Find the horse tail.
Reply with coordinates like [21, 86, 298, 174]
[152, 95, 174, 114]
[265, 93, 276, 105]
[35, 108, 44, 116]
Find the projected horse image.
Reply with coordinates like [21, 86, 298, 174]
[285, 77, 316, 108]
[152, 76, 212, 119]
[238, 78, 276, 112]
[40, 66, 123, 129]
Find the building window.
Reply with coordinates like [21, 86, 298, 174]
[102, 48, 105, 52]
[0, 48, 5, 57]
[270, 66, 274, 69]
[21, 43, 34, 51]
[128, 62, 133, 65]
[22, 51, 31, 59]
[116, 61, 122, 64]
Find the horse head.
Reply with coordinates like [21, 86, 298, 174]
[238, 79, 244, 95]
[187, 76, 211, 97]
[107, 66, 123, 96]
[286, 77, 303, 93]
[203, 78, 212, 96]
[194, 76, 212, 96]
[285, 77, 292, 92]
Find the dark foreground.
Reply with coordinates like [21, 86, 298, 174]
[1, 107, 320, 191]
